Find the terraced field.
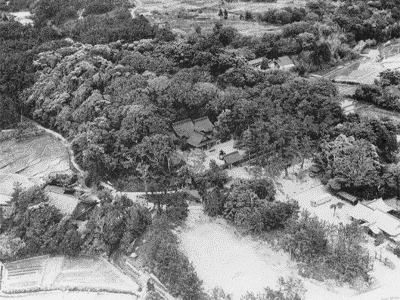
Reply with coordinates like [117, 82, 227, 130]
[0, 135, 71, 179]
[2, 256, 49, 292]
[1, 256, 141, 296]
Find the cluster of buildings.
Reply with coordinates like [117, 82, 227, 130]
[349, 198, 400, 242]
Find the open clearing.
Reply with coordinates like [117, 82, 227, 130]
[178, 204, 358, 300]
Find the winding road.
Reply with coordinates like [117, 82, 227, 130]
[129, 0, 143, 18]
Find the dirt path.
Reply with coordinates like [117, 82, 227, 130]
[129, 0, 142, 18]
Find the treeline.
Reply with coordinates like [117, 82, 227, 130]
[354, 70, 400, 112]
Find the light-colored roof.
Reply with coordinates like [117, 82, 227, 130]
[361, 222, 382, 235]
[366, 198, 393, 213]
[223, 151, 243, 165]
[248, 58, 264, 66]
[45, 185, 65, 195]
[374, 210, 400, 236]
[349, 203, 377, 223]
[172, 119, 195, 138]
[384, 198, 400, 211]
[278, 55, 294, 67]
[193, 117, 214, 133]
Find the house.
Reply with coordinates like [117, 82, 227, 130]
[277, 56, 295, 70]
[223, 151, 243, 169]
[349, 200, 400, 240]
[172, 117, 217, 149]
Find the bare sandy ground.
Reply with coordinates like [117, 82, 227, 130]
[178, 204, 357, 300]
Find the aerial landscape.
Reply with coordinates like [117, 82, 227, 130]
[2, 0, 400, 299]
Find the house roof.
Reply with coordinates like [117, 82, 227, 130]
[366, 198, 393, 213]
[349, 203, 377, 223]
[186, 131, 206, 148]
[223, 151, 243, 165]
[45, 185, 65, 195]
[248, 58, 264, 66]
[193, 117, 214, 133]
[336, 191, 358, 203]
[278, 55, 294, 67]
[384, 197, 400, 211]
[172, 119, 195, 138]
[374, 210, 400, 236]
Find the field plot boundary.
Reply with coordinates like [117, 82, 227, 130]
[1, 256, 141, 297]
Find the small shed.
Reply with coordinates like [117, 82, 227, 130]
[336, 191, 358, 205]
[223, 151, 243, 169]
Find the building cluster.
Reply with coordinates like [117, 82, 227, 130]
[349, 198, 400, 242]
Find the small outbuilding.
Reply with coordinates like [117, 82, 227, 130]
[223, 151, 243, 169]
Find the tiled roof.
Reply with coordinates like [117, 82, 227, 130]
[187, 131, 206, 148]
[193, 117, 214, 133]
[223, 151, 243, 165]
[172, 119, 195, 138]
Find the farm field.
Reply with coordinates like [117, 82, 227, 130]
[1, 256, 140, 295]
[0, 134, 71, 179]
